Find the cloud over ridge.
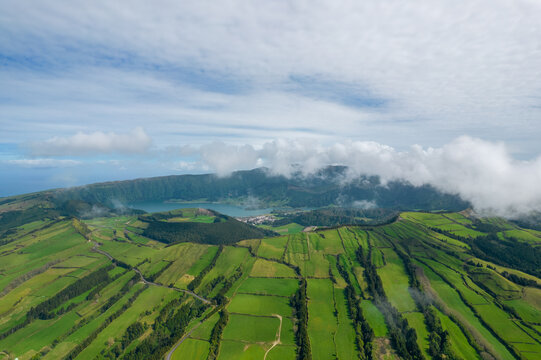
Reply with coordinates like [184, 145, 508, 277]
[198, 136, 541, 217]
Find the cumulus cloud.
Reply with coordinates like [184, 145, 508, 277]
[194, 137, 541, 217]
[29, 127, 152, 156]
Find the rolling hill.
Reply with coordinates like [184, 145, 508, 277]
[0, 206, 540, 360]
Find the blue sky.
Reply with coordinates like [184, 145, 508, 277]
[1, 1, 541, 215]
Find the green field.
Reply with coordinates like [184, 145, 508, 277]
[307, 278, 338, 360]
[1, 209, 540, 360]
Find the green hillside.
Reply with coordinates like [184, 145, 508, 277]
[0, 210, 540, 360]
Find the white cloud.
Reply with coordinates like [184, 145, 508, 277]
[29, 127, 152, 156]
[1, 1, 541, 156]
[194, 137, 541, 217]
[5, 158, 81, 168]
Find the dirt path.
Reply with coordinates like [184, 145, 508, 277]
[263, 314, 283, 360]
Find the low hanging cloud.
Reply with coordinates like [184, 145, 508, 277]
[29, 127, 152, 156]
[197, 137, 541, 217]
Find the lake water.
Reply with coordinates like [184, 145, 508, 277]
[127, 201, 274, 217]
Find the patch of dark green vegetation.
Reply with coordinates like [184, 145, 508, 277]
[100, 321, 148, 359]
[0, 265, 114, 340]
[500, 271, 541, 288]
[290, 278, 312, 360]
[214, 266, 243, 306]
[65, 285, 148, 360]
[336, 255, 374, 359]
[273, 208, 398, 227]
[358, 246, 424, 360]
[469, 233, 541, 277]
[207, 309, 229, 360]
[146, 260, 173, 283]
[122, 296, 208, 360]
[142, 215, 277, 245]
[188, 246, 223, 291]
[395, 249, 458, 360]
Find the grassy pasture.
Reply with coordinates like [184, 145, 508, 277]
[416, 260, 516, 360]
[334, 288, 359, 359]
[190, 313, 220, 340]
[377, 248, 417, 312]
[503, 229, 541, 244]
[403, 312, 430, 359]
[217, 341, 266, 360]
[312, 230, 344, 254]
[227, 294, 292, 317]
[222, 314, 279, 343]
[360, 300, 388, 337]
[258, 236, 288, 260]
[306, 278, 337, 360]
[238, 277, 298, 297]
[467, 267, 521, 300]
[249, 258, 296, 278]
[266, 345, 297, 360]
[436, 308, 481, 360]
[259, 222, 304, 235]
[171, 338, 209, 360]
[156, 243, 211, 286]
[198, 246, 249, 291]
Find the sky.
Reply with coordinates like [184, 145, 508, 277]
[1, 1, 541, 215]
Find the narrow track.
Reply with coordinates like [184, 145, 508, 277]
[91, 242, 211, 304]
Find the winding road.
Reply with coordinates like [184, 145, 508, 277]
[91, 242, 211, 304]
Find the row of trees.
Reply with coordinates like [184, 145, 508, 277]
[65, 285, 148, 360]
[357, 245, 424, 360]
[394, 249, 456, 360]
[290, 278, 312, 360]
[207, 310, 229, 360]
[213, 266, 243, 306]
[188, 246, 223, 291]
[335, 255, 374, 359]
[123, 297, 207, 359]
[24, 265, 113, 322]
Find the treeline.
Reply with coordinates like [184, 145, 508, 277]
[26, 265, 112, 321]
[335, 255, 374, 359]
[273, 208, 398, 227]
[356, 247, 384, 298]
[188, 246, 223, 291]
[142, 217, 276, 245]
[469, 234, 541, 278]
[432, 227, 541, 278]
[72, 217, 91, 239]
[213, 266, 243, 306]
[146, 261, 173, 283]
[123, 297, 207, 360]
[290, 278, 311, 360]
[207, 310, 229, 360]
[39, 272, 139, 359]
[357, 246, 424, 360]
[394, 249, 456, 360]
[501, 271, 541, 289]
[100, 321, 148, 359]
[65, 285, 147, 360]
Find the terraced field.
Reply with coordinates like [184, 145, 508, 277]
[0, 210, 540, 360]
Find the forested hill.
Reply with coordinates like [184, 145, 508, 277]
[49, 167, 469, 211]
